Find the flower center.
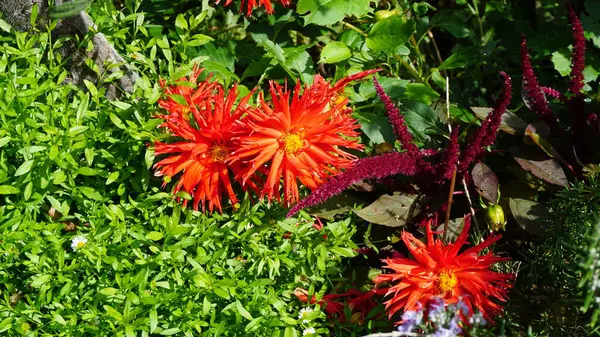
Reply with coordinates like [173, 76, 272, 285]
[281, 132, 303, 154]
[332, 93, 347, 106]
[76, 241, 85, 248]
[210, 144, 229, 163]
[437, 270, 457, 293]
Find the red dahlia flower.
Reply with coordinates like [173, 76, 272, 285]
[153, 84, 256, 213]
[231, 79, 363, 207]
[158, 67, 218, 123]
[216, 0, 291, 15]
[374, 215, 514, 323]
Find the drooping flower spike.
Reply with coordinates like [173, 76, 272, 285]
[374, 215, 514, 323]
[154, 84, 258, 213]
[373, 77, 418, 153]
[567, 5, 586, 97]
[288, 72, 512, 217]
[458, 71, 512, 173]
[232, 78, 364, 207]
[520, 36, 560, 134]
[215, 0, 291, 15]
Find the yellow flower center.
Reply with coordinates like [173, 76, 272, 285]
[180, 106, 191, 119]
[210, 144, 229, 163]
[76, 241, 85, 249]
[437, 270, 457, 293]
[281, 132, 304, 154]
[332, 93, 347, 106]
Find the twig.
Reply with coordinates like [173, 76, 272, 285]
[461, 177, 481, 232]
[444, 170, 457, 243]
[342, 21, 368, 38]
[427, 30, 446, 77]
[443, 77, 456, 243]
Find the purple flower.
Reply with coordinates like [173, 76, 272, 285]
[459, 72, 512, 173]
[397, 310, 423, 333]
[567, 5, 586, 96]
[373, 77, 418, 153]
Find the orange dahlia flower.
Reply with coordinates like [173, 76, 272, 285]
[153, 84, 256, 213]
[311, 69, 380, 112]
[216, 0, 291, 15]
[231, 79, 363, 207]
[374, 215, 514, 323]
[158, 67, 218, 122]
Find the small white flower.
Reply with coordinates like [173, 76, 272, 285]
[71, 235, 88, 251]
[302, 327, 316, 336]
[298, 307, 313, 323]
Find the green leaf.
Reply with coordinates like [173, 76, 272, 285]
[297, 0, 371, 26]
[404, 83, 440, 105]
[319, 41, 351, 64]
[430, 9, 471, 38]
[235, 300, 253, 320]
[509, 198, 551, 237]
[353, 192, 423, 227]
[367, 17, 415, 52]
[15, 160, 34, 176]
[30, 274, 52, 287]
[146, 231, 164, 241]
[160, 328, 181, 335]
[0, 185, 20, 195]
[510, 146, 569, 187]
[52, 312, 67, 326]
[150, 308, 158, 333]
[49, 0, 93, 19]
[401, 101, 446, 141]
[551, 51, 571, 76]
[79, 187, 103, 201]
[439, 46, 480, 70]
[106, 171, 119, 185]
[103, 305, 123, 321]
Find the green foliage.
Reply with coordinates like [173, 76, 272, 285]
[1, 0, 600, 335]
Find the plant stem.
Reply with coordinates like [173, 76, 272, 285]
[461, 177, 481, 232]
[342, 21, 368, 38]
[444, 169, 457, 243]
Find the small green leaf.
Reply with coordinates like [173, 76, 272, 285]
[319, 41, 351, 64]
[160, 328, 181, 335]
[103, 305, 123, 321]
[235, 300, 253, 321]
[146, 231, 164, 241]
[78, 187, 103, 201]
[0, 185, 20, 195]
[15, 160, 34, 176]
[31, 274, 52, 288]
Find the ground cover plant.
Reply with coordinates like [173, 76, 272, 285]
[1, 0, 600, 336]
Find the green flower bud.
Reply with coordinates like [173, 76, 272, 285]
[485, 204, 506, 232]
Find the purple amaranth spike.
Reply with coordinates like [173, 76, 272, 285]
[373, 77, 419, 153]
[541, 86, 563, 101]
[458, 72, 512, 173]
[520, 35, 560, 133]
[435, 127, 460, 183]
[286, 151, 418, 217]
[567, 5, 586, 96]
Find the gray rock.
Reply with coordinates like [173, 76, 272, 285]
[0, 0, 138, 100]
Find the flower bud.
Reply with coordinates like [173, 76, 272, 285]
[485, 204, 506, 231]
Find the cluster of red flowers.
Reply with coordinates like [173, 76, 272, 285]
[152, 67, 377, 213]
[215, 0, 291, 15]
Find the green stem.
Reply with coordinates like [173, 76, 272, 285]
[342, 21, 368, 38]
